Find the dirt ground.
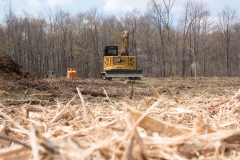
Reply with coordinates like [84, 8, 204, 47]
[0, 75, 239, 105]
[0, 54, 239, 105]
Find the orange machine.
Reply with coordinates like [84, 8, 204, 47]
[67, 68, 77, 78]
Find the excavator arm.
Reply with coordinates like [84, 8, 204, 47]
[120, 29, 129, 56]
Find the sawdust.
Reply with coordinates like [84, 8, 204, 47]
[0, 86, 240, 159]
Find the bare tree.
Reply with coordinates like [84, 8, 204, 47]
[149, 0, 175, 77]
[217, 6, 238, 76]
[178, 0, 210, 77]
[1, 1, 240, 78]
[86, 8, 102, 77]
[137, 13, 156, 77]
[199, 12, 213, 76]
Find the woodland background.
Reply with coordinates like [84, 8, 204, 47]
[0, 0, 240, 78]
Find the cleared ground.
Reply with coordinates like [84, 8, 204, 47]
[1, 54, 240, 159]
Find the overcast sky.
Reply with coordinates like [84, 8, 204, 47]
[0, 0, 239, 21]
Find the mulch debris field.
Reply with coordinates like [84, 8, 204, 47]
[0, 54, 240, 159]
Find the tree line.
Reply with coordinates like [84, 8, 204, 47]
[0, 0, 239, 78]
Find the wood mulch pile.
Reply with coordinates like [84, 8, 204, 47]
[1, 87, 240, 160]
[0, 54, 36, 80]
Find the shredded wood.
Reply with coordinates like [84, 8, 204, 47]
[1, 88, 240, 160]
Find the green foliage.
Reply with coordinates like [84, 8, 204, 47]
[193, 87, 224, 95]
[0, 93, 34, 100]
[136, 78, 157, 88]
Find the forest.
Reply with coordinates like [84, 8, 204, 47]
[0, 0, 239, 78]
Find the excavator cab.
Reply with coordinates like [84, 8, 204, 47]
[104, 46, 118, 56]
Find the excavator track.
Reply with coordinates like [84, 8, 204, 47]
[101, 70, 142, 80]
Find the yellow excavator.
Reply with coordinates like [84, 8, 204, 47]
[101, 29, 143, 80]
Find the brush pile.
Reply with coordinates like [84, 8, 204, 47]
[1, 86, 240, 160]
[0, 54, 36, 80]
